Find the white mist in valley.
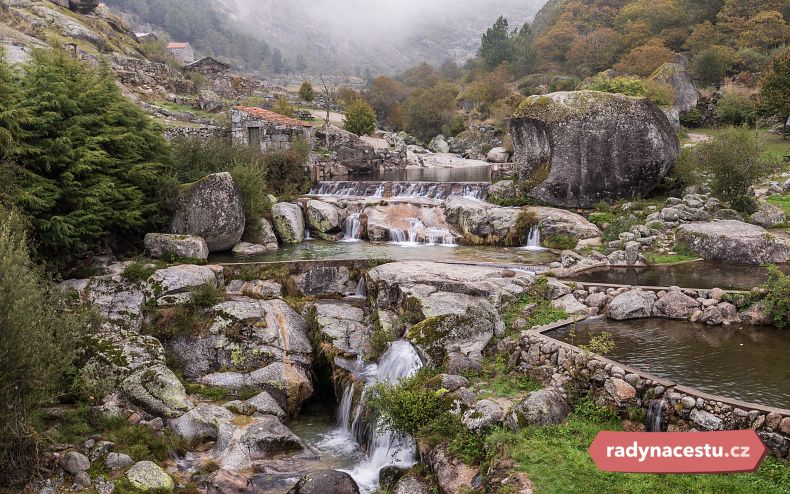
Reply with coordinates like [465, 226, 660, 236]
[217, 0, 548, 73]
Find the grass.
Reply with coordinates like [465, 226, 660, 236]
[485, 402, 790, 494]
[766, 194, 790, 218]
[55, 407, 185, 464]
[503, 288, 569, 334]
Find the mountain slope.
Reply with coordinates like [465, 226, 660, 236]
[217, 0, 546, 74]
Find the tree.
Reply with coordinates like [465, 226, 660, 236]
[715, 92, 755, 125]
[365, 76, 408, 130]
[270, 47, 285, 73]
[683, 21, 723, 54]
[691, 45, 740, 86]
[10, 51, 174, 264]
[689, 127, 776, 213]
[0, 209, 91, 487]
[401, 62, 441, 89]
[566, 28, 622, 77]
[738, 11, 790, 51]
[295, 54, 308, 75]
[510, 23, 537, 77]
[404, 82, 459, 140]
[759, 49, 790, 138]
[344, 99, 377, 136]
[299, 80, 315, 102]
[614, 41, 676, 77]
[479, 16, 512, 69]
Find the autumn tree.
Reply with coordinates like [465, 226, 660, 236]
[567, 28, 622, 77]
[691, 45, 740, 86]
[614, 41, 676, 77]
[365, 76, 408, 129]
[404, 82, 459, 140]
[759, 49, 790, 138]
[344, 99, 377, 136]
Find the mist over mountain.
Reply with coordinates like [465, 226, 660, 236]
[217, 0, 547, 74]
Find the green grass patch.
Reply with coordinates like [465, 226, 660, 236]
[503, 277, 569, 333]
[543, 235, 578, 250]
[645, 244, 700, 265]
[486, 401, 790, 494]
[767, 195, 790, 218]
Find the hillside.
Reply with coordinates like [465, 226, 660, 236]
[216, 0, 546, 74]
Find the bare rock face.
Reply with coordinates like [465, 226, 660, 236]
[171, 172, 246, 252]
[676, 221, 790, 265]
[68, 0, 100, 14]
[511, 91, 679, 208]
[651, 61, 700, 115]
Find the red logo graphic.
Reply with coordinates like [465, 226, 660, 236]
[588, 431, 767, 474]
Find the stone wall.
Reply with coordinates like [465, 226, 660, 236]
[163, 126, 230, 142]
[512, 322, 790, 458]
[231, 109, 315, 152]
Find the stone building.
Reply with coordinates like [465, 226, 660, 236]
[167, 42, 195, 64]
[184, 57, 231, 77]
[231, 107, 314, 152]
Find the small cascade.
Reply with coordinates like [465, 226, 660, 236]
[342, 213, 363, 242]
[645, 399, 667, 432]
[309, 181, 489, 200]
[388, 228, 407, 243]
[354, 277, 367, 298]
[389, 218, 456, 247]
[521, 225, 544, 251]
[304, 229, 313, 241]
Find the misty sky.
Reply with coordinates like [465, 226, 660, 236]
[220, 0, 546, 71]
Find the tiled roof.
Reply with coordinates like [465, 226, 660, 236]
[234, 106, 312, 128]
[167, 42, 190, 49]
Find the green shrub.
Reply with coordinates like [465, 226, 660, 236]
[583, 75, 645, 97]
[262, 148, 311, 199]
[764, 265, 790, 329]
[146, 283, 222, 341]
[344, 98, 377, 136]
[715, 92, 755, 125]
[5, 51, 175, 266]
[272, 96, 296, 117]
[368, 369, 446, 437]
[549, 76, 580, 92]
[122, 260, 157, 282]
[543, 235, 578, 250]
[298, 80, 315, 102]
[587, 212, 615, 227]
[189, 282, 223, 309]
[0, 210, 93, 487]
[229, 160, 269, 240]
[665, 147, 703, 196]
[685, 127, 777, 213]
[680, 107, 704, 128]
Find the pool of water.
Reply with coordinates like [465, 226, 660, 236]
[211, 240, 558, 266]
[567, 261, 790, 291]
[334, 165, 493, 183]
[550, 318, 790, 409]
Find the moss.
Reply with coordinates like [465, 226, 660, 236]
[407, 315, 450, 346]
[513, 91, 639, 122]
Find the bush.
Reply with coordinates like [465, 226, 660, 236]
[543, 235, 578, 250]
[262, 147, 310, 199]
[6, 51, 175, 266]
[548, 76, 580, 92]
[122, 260, 157, 282]
[343, 98, 377, 136]
[229, 160, 269, 239]
[272, 96, 296, 117]
[664, 147, 703, 196]
[686, 127, 777, 213]
[298, 80, 314, 102]
[764, 265, 790, 329]
[680, 107, 704, 128]
[583, 75, 645, 96]
[715, 92, 755, 125]
[691, 45, 739, 86]
[368, 369, 446, 437]
[0, 210, 92, 487]
[404, 82, 459, 141]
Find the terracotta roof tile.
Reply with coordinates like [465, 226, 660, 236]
[234, 106, 312, 128]
[167, 42, 190, 49]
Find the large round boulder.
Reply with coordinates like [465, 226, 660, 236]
[287, 470, 360, 494]
[126, 461, 174, 493]
[306, 200, 340, 233]
[511, 91, 679, 208]
[650, 60, 699, 115]
[171, 172, 245, 252]
[272, 203, 305, 243]
[675, 221, 790, 265]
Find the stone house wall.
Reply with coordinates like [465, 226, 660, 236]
[231, 107, 315, 153]
[163, 126, 230, 142]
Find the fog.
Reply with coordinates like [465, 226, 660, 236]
[218, 0, 547, 73]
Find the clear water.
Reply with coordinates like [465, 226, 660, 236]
[567, 262, 790, 291]
[210, 239, 558, 265]
[550, 318, 790, 409]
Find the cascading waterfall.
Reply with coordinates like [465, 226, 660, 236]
[645, 399, 667, 432]
[324, 341, 423, 493]
[342, 213, 363, 242]
[304, 229, 313, 241]
[388, 218, 455, 247]
[309, 181, 489, 200]
[354, 277, 367, 298]
[522, 225, 544, 251]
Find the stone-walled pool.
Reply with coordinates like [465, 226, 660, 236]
[549, 318, 790, 409]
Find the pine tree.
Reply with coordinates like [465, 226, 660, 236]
[479, 16, 512, 69]
[11, 50, 174, 262]
[759, 48, 790, 138]
[299, 80, 315, 102]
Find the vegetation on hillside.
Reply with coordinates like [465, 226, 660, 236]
[104, 0, 273, 71]
[0, 210, 94, 487]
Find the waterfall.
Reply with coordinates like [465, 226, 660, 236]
[388, 228, 407, 243]
[521, 225, 544, 251]
[646, 399, 667, 432]
[309, 181, 489, 200]
[342, 214, 363, 242]
[340, 341, 422, 492]
[354, 278, 367, 298]
[304, 229, 313, 241]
